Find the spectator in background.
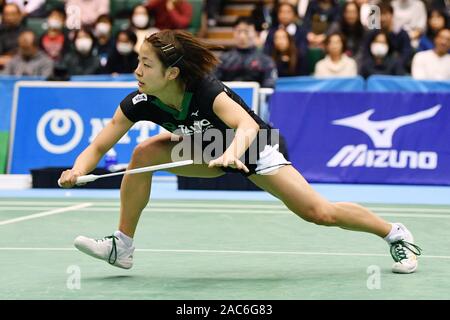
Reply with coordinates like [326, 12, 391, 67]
[215, 17, 277, 88]
[254, 0, 306, 48]
[264, 3, 308, 74]
[251, 0, 272, 32]
[93, 14, 115, 71]
[2, 29, 53, 76]
[6, 0, 45, 17]
[61, 27, 100, 75]
[270, 28, 302, 76]
[424, 0, 450, 17]
[314, 32, 357, 77]
[40, 8, 70, 62]
[363, 3, 413, 72]
[271, 0, 310, 26]
[392, 0, 427, 49]
[65, 0, 109, 28]
[105, 30, 138, 75]
[0, 3, 25, 69]
[129, 5, 159, 53]
[197, 0, 223, 37]
[251, 0, 273, 47]
[360, 30, 406, 78]
[204, 0, 223, 28]
[303, 0, 340, 48]
[146, 0, 192, 30]
[412, 28, 450, 80]
[417, 9, 449, 52]
[328, 1, 365, 59]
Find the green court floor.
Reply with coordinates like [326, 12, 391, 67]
[0, 198, 449, 299]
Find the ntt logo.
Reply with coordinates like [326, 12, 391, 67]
[327, 105, 442, 170]
[37, 109, 84, 154]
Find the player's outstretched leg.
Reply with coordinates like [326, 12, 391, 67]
[249, 165, 422, 273]
[73, 133, 224, 268]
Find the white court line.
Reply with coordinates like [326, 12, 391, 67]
[0, 203, 93, 226]
[0, 201, 449, 213]
[0, 201, 450, 214]
[1, 206, 450, 218]
[0, 247, 448, 260]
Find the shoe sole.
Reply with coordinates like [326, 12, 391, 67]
[392, 262, 418, 274]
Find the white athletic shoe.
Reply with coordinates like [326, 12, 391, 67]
[74, 234, 134, 269]
[389, 223, 422, 274]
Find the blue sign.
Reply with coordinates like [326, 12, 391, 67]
[8, 81, 258, 174]
[270, 92, 450, 185]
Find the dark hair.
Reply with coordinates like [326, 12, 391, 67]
[74, 27, 95, 41]
[145, 30, 222, 85]
[96, 14, 114, 25]
[427, 9, 449, 38]
[48, 7, 66, 20]
[271, 28, 298, 75]
[325, 32, 347, 53]
[117, 29, 137, 45]
[379, 3, 394, 15]
[340, 1, 364, 39]
[233, 16, 255, 28]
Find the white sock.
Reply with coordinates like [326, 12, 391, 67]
[114, 230, 133, 247]
[384, 223, 404, 243]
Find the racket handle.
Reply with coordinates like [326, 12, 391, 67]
[76, 175, 97, 185]
[57, 174, 97, 188]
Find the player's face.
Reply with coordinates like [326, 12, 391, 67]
[135, 42, 168, 94]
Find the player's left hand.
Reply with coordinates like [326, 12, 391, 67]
[208, 154, 249, 173]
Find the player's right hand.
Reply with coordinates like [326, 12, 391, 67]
[58, 169, 83, 188]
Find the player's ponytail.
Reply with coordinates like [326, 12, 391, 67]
[145, 30, 222, 86]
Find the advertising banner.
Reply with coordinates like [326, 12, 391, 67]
[270, 92, 450, 185]
[8, 81, 259, 174]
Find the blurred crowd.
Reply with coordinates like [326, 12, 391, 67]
[0, 0, 449, 84]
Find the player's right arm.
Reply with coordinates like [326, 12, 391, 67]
[59, 107, 134, 188]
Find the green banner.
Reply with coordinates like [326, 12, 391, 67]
[0, 131, 8, 174]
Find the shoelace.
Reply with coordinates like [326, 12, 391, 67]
[390, 240, 422, 263]
[96, 235, 118, 264]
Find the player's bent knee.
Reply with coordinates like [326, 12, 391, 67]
[300, 203, 337, 226]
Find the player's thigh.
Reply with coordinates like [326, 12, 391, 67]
[133, 132, 225, 178]
[248, 165, 331, 217]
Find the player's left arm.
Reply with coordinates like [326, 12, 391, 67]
[209, 92, 260, 172]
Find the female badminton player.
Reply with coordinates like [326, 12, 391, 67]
[58, 30, 421, 273]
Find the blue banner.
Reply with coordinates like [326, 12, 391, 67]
[8, 81, 258, 174]
[367, 75, 450, 92]
[270, 92, 450, 185]
[276, 76, 365, 92]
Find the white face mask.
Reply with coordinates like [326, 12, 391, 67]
[286, 23, 297, 36]
[47, 18, 63, 30]
[75, 38, 93, 54]
[95, 22, 111, 36]
[370, 43, 389, 57]
[117, 42, 133, 55]
[132, 14, 149, 28]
